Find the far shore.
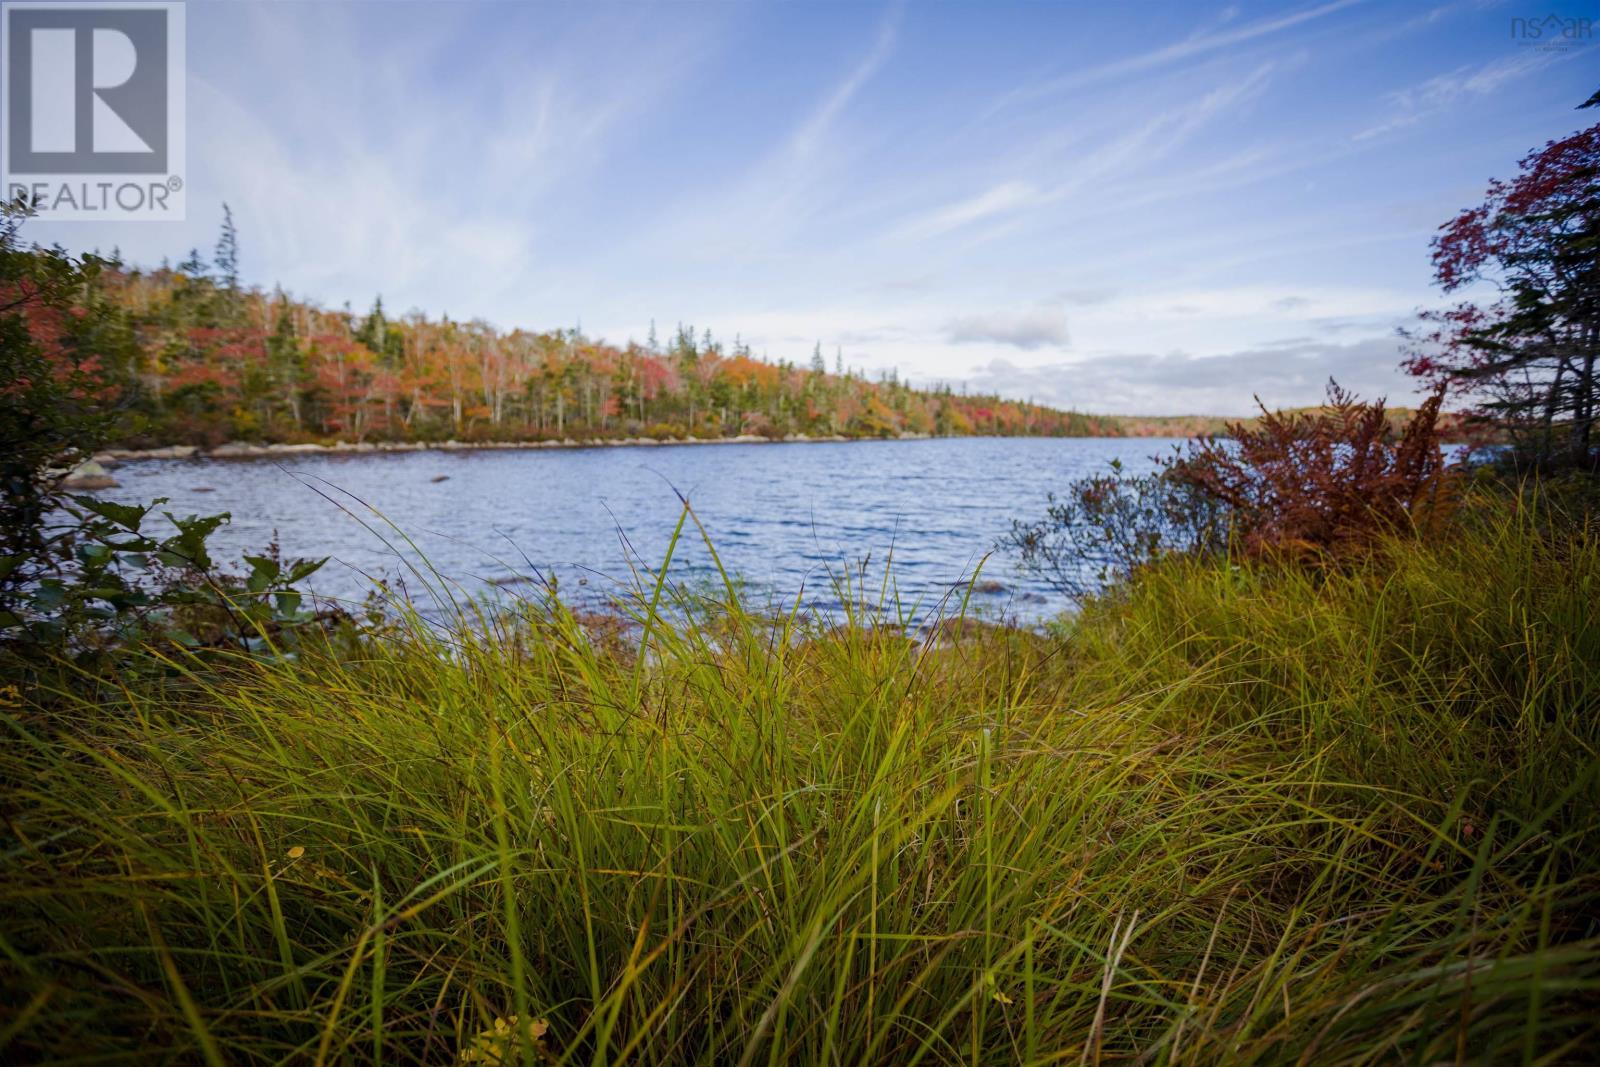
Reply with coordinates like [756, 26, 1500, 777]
[92, 431, 952, 463]
[85, 416, 1480, 469]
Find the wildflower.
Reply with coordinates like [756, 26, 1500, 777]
[458, 1014, 549, 1064]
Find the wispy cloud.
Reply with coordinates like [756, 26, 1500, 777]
[33, 0, 1592, 415]
[992, 0, 1359, 111]
[625, 3, 902, 263]
[895, 61, 1278, 243]
[180, 3, 716, 321]
[1354, 50, 1563, 140]
[895, 181, 1042, 240]
[788, 4, 901, 159]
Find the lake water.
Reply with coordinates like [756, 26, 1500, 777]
[102, 437, 1180, 624]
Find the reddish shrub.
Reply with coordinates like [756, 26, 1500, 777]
[1173, 381, 1458, 561]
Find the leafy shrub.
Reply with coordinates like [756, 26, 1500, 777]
[1003, 459, 1228, 601]
[2, 494, 326, 655]
[0, 198, 328, 664]
[0, 199, 140, 622]
[1173, 380, 1458, 561]
[1010, 381, 1459, 596]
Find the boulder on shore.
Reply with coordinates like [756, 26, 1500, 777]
[61, 460, 119, 490]
[208, 441, 262, 458]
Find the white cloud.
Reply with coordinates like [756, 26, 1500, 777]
[30, 0, 1576, 418]
[961, 336, 1426, 415]
[620, 5, 902, 266]
[945, 307, 1069, 349]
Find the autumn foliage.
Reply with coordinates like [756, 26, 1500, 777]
[1405, 119, 1600, 468]
[1011, 382, 1459, 597]
[1174, 381, 1458, 561]
[52, 242, 1117, 448]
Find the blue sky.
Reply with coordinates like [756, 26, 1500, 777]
[31, 0, 1600, 414]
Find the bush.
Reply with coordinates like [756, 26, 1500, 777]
[1009, 381, 1460, 597]
[0, 198, 137, 622]
[644, 421, 686, 440]
[0, 200, 329, 665]
[1173, 381, 1458, 561]
[2, 494, 328, 656]
[1003, 459, 1228, 602]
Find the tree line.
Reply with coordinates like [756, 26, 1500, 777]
[77, 214, 1127, 448]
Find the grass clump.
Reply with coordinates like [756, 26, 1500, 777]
[1, 496, 1598, 1064]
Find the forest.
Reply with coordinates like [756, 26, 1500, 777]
[70, 213, 1197, 450]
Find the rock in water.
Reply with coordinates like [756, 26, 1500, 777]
[61, 460, 119, 490]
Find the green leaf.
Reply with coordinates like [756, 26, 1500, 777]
[243, 555, 280, 580]
[160, 511, 229, 570]
[70, 495, 155, 531]
[284, 557, 328, 585]
[244, 554, 280, 593]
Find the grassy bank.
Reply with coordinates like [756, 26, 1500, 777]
[2, 497, 1597, 1063]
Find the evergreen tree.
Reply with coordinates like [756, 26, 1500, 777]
[177, 248, 208, 278]
[213, 203, 240, 292]
[356, 297, 387, 353]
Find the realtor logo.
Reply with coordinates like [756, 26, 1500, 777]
[2, 1, 185, 219]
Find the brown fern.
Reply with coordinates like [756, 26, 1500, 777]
[1171, 380, 1457, 562]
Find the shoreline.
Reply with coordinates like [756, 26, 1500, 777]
[89, 431, 974, 463]
[87, 423, 1484, 467]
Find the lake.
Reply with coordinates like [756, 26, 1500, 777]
[102, 437, 1181, 624]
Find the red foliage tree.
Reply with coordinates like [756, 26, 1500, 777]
[1404, 119, 1600, 467]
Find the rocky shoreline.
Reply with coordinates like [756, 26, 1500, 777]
[90, 431, 936, 466]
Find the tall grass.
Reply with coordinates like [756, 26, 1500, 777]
[1, 495, 1597, 1064]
